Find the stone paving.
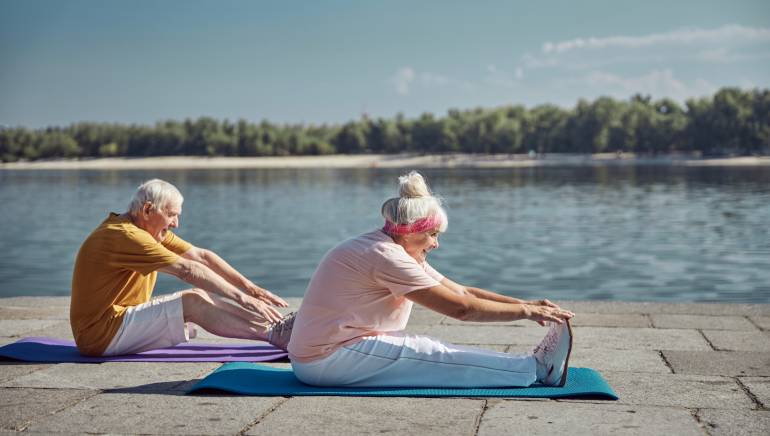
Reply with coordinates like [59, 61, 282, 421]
[1, 296, 768, 435]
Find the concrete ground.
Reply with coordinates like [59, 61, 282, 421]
[1, 297, 768, 435]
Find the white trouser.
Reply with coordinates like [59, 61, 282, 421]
[292, 331, 537, 388]
[103, 291, 193, 356]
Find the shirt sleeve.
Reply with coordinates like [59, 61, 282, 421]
[108, 227, 181, 275]
[373, 247, 442, 297]
[162, 231, 193, 255]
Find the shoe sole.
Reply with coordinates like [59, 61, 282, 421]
[556, 319, 573, 387]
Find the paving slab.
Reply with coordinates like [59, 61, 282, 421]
[650, 314, 758, 331]
[697, 409, 770, 436]
[26, 392, 283, 435]
[749, 316, 770, 330]
[739, 377, 770, 409]
[0, 297, 70, 308]
[0, 306, 68, 320]
[504, 346, 668, 374]
[568, 349, 671, 374]
[478, 400, 703, 436]
[575, 327, 711, 351]
[2, 362, 218, 391]
[0, 320, 62, 338]
[663, 351, 770, 377]
[601, 371, 754, 409]
[555, 301, 770, 316]
[0, 298, 768, 435]
[0, 387, 97, 431]
[702, 330, 770, 352]
[248, 396, 483, 436]
[409, 325, 712, 351]
[570, 313, 652, 328]
[440, 318, 530, 327]
[0, 363, 52, 384]
[19, 321, 74, 340]
[441, 313, 651, 328]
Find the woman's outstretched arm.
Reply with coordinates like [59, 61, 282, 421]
[406, 284, 573, 325]
[441, 277, 561, 309]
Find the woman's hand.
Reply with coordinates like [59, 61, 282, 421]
[243, 283, 289, 307]
[527, 298, 560, 309]
[525, 304, 574, 326]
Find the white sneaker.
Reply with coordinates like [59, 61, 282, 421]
[531, 319, 573, 387]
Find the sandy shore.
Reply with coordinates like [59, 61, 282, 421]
[2, 153, 769, 170]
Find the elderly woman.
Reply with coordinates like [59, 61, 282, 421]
[287, 171, 574, 388]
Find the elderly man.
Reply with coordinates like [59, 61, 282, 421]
[70, 178, 293, 356]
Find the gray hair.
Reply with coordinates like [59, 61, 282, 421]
[381, 171, 448, 232]
[127, 179, 184, 215]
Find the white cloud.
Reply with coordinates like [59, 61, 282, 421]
[392, 67, 416, 95]
[542, 24, 770, 55]
[571, 69, 717, 101]
[391, 67, 473, 95]
[695, 48, 770, 63]
[516, 24, 770, 76]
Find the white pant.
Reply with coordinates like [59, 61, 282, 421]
[103, 292, 192, 356]
[292, 332, 537, 388]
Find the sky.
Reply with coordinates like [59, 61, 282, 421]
[1, 0, 769, 128]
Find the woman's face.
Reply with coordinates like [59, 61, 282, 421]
[398, 228, 441, 264]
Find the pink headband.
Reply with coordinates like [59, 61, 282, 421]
[383, 215, 443, 236]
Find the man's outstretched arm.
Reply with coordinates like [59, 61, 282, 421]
[182, 247, 288, 307]
[159, 257, 283, 323]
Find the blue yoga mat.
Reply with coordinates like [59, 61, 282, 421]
[187, 362, 618, 399]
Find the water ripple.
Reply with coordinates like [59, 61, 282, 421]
[1, 166, 768, 302]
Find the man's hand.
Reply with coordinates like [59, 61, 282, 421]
[235, 293, 284, 324]
[244, 283, 289, 307]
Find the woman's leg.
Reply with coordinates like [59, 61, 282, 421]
[292, 331, 537, 388]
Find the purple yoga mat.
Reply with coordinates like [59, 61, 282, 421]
[0, 337, 288, 363]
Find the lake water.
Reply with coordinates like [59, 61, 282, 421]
[1, 165, 768, 303]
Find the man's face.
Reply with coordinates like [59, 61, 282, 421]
[142, 201, 181, 242]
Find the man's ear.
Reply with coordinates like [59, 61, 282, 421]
[142, 202, 153, 215]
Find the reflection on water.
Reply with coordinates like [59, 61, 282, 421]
[1, 166, 768, 303]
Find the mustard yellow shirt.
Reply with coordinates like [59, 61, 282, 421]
[70, 213, 192, 356]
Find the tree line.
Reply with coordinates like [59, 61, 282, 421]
[1, 87, 768, 162]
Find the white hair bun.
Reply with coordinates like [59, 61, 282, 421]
[398, 171, 431, 198]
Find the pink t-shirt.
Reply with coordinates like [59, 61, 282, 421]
[288, 229, 444, 363]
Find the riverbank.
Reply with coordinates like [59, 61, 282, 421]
[1, 296, 768, 435]
[2, 153, 770, 170]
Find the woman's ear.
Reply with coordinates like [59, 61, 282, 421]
[142, 202, 153, 215]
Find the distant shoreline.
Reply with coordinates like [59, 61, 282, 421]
[2, 153, 769, 170]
